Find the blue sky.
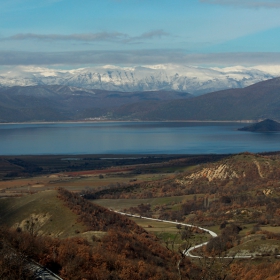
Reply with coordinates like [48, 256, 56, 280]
[1, 0, 280, 67]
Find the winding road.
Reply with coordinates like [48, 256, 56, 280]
[114, 211, 252, 259]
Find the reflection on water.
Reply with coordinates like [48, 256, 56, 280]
[0, 122, 279, 155]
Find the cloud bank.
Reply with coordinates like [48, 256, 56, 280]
[1, 50, 280, 66]
[6, 32, 127, 42]
[2, 30, 169, 44]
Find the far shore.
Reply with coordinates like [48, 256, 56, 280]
[0, 119, 257, 125]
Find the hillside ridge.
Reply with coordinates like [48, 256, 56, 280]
[238, 119, 280, 132]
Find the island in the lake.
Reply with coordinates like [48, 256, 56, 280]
[238, 119, 280, 132]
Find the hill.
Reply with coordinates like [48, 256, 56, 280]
[83, 152, 280, 279]
[0, 188, 196, 279]
[0, 190, 86, 237]
[3, 154, 280, 279]
[0, 85, 191, 122]
[111, 77, 280, 121]
[238, 119, 280, 132]
[90, 152, 280, 226]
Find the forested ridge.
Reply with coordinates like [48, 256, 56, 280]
[0, 188, 197, 279]
[86, 153, 280, 226]
[57, 188, 148, 234]
[2, 187, 280, 279]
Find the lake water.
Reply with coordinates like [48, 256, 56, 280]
[0, 122, 279, 155]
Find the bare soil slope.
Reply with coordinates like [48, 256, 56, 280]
[0, 190, 86, 237]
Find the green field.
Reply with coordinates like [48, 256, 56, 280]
[94, 194, 204, 210]
[0, 190, 86, 238]
[129, 216, 210, 249]
[229, 237, 280, 257]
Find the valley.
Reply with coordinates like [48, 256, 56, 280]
[1, 152, 280, 279]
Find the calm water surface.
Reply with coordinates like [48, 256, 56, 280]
[0, 122, 279, 155]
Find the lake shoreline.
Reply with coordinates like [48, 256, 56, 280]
[0, 120, 256, 125]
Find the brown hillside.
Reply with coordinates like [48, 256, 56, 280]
[90, 153, 280, 227]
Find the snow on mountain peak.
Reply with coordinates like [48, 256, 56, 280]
[0, 64, 279, 95]
[253, 65, 280, 76]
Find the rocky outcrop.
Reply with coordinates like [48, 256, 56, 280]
[177, 164, 240, 185]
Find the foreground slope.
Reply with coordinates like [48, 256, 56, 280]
[2, 155, 280, 279]
[87, 152, 280, 279]
[0, 188, 197, 280]
[0, 190, 86, 237]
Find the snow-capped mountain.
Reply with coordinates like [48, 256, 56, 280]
[0, 64, 279, 95]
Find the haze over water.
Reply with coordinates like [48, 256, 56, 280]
[0, 122, 280, 155]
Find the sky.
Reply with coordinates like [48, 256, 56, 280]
[1, 0, 280, 67]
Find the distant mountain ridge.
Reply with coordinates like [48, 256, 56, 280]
[1, 77, 280, 122]
[0, 85, 191, 122]
[111, 77, 280, 121]
[0, 64, 278, 95]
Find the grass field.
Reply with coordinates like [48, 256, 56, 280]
[260, 226, 280, 233]
[0, 190, 86, 237]
[129, 216, 210, 248]
[94, 194, 204, 211]
[229, 237, 280, 257]
[0, 170, 173, 196]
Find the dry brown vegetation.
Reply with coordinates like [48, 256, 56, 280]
[0, 189, 202, 279]
[1, 152, 280, 279]
[89, 153, 280, 227]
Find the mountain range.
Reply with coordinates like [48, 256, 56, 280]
[112, 77, 280, 121]
[0, 64, 278, 95]
[1, 70, 280, 122]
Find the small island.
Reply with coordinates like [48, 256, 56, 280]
[238, 119, 280, 132]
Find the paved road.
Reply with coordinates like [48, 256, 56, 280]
[6, 245, 63, 280]
[27, 261, 63, 280]
[115, 211, 252, 259]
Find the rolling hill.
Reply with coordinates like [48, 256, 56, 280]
[2, 154, 280, 279]
[0, 188, 193, 279]
[89, 152, 280, 232]
[0, 190, 86, 237]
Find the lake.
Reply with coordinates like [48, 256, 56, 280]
[0, 121, 279, 155]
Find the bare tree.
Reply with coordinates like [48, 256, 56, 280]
[160, 227, 194, 280]
[0, 237, 35, 279]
